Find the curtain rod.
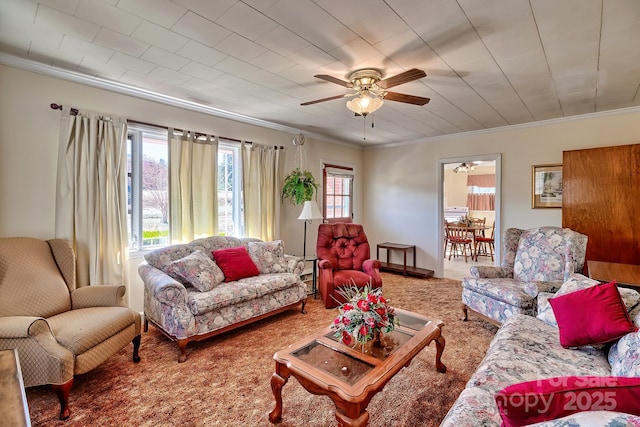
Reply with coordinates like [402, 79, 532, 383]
[50, 103, 285, 149]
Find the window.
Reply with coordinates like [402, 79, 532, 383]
[323, 164, 354, 223]
[127, 126, 243, 251]
[127, 126, 169, 251]
[217, 140, 242, 236]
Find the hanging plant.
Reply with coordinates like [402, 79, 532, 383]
[282, 168, 319, 205]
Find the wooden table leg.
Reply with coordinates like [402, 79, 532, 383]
[435, 335, 447, 373]
[335, 407, 369, 427]
[269, 366, 290, 424]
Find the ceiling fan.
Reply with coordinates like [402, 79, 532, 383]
[301, 68, 430, 116]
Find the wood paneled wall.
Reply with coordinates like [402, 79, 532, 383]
[562, 143, 640, 268]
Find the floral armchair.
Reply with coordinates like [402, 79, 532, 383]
[461, 226, 588, 325]
[316, 223, 382, 308]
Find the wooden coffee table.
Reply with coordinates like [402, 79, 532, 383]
[268, 308, 446, 427]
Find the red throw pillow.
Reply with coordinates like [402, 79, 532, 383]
[212, 246, 260, 282]
[495, 376, 640, 427]
[549, 280, 637, 348]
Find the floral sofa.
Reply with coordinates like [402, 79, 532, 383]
[138, 236, 306, 362]
[442, 273, 640, 426]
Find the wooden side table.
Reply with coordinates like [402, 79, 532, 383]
[0, 349, 32, 427]
[587, 260, 640, 289]
[376, 242, 434, 278]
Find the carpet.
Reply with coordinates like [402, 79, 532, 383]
[25, 273, 497, 427]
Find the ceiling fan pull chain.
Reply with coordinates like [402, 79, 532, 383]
[363, 115, 367, 140]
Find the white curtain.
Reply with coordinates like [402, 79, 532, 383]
[55, 107, 128, 289]
[169, 128, 218, 243]
[242, 143, 280, 241]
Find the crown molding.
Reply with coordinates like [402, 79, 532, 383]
[368, 104, 640, 150]
[0, 52, 354, 147]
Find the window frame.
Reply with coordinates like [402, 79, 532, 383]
[322, 163, 354, 223]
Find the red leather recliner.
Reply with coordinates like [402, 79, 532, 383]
[316, 223, 382, 309]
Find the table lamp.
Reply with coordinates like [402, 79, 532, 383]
[297, 201, 323, 258]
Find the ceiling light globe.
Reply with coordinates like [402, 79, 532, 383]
[346, 95, 384, 116]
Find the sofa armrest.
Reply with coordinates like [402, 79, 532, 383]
[284, 254, 305, 275]
[318, 259, 333, 270]
[470, 266, 514, 278]
[0, 316, 52, 338]
[138, 263, 188, 306]
[71, 285, 126, 309]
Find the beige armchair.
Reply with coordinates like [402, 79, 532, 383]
[0, 237, 141, 420]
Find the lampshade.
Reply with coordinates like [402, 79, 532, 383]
[297, 201, 323, 221]
[346, 93, 384, 116]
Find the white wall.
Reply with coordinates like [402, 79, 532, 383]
[363, 109, 640, 277]
[0, 64, 362, 311]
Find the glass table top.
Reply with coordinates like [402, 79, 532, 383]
[290, 310, 432, 385]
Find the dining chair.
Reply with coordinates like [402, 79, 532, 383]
[474, 220, 495, 261]
[446, 222, 473, 262]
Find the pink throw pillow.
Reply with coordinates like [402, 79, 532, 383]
[212, 246, 260, 282]
[495, 376, 640, 427]
[549, 280, 637, 348]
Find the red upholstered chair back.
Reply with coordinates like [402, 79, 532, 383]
[316, 223, 371, 271]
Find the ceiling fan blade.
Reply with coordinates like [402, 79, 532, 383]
[377, 68, 427, 89]
[384, 91, 430, 105]
[300, 94, 346, 106]
[314, 74, 352, 88]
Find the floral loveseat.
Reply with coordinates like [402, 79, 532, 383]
[138, 236, 306, 362]
[442, 273, 640, 426]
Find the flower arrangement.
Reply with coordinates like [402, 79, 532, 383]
[331, 283, 399, 347]
[459, 214, 475, 225]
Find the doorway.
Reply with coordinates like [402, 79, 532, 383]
[438, 154, 502, 280]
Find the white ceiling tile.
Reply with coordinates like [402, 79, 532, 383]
[216, 2, 278, 41]
[554, 71, 598, 95]
[499, 50, 551, 83]
[35, 4, 99, 42]
[176, 40, 227, 67]
[288, 45, 337, 68]
[107, 51, 156, 74]
[242, 0, 280, 12]
[30, 38, 83, 66]
[254, 25, 309, 57]
[117, 0, 187, 29]
[171, 11, 231, 48]
[74, 0, 141, 35]
[131, 21, 189, 53]
[180, 61, 224, 81]
[1, 0, 38, 25]
[329, 37, 381, 69]
[0, 10, 64, 50]
[602, 0, 640, 30]
[315, 0, 409, 45]
[60, 34, 114, 63]
[213, 56, 260, 77]
[532, 0, 601, 39]
[263, 0, 358, 52]
[79, 56, 125, 79]
[141, 46, 189, 71]
[214, 33, 267, 61]
[35, 0, 80, 15]
[599, 25, 640, 62]
[171, 0, 236, 21]
[148, 65, 191, 84]
[94, 28, 149, 57]
[249, 50, 296, 73]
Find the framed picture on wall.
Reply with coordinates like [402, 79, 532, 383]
[532, 164, 563, 208]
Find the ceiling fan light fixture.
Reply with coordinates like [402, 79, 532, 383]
[453, 162, 477, 173]
[346, 93, 384, 116]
